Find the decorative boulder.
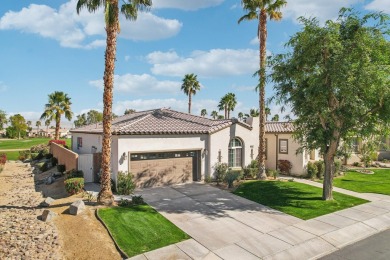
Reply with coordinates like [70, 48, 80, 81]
[41, 209, 57, 222]
[46, 176, 55, 185]
[40, 197, 55, 207]
[69, 200, 85, 215]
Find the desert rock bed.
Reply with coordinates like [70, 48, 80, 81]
[0, 161, 61, 259]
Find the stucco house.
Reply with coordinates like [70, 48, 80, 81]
[70, 108, 316, 187]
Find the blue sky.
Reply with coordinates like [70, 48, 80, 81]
[0, 0, 388, 128]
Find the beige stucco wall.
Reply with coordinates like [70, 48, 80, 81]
[71, 133, 102, 154]
[50, 142, 78, 171]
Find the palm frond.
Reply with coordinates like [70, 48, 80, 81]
[77, 0, 105, 14]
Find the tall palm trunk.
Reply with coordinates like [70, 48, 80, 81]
[55, 112, 61, 140]
[98, 0, 118, 205]
[258, 9, 267, 179]
[188, 92, 192, 114]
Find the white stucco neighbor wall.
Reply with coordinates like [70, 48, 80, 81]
[71, 133, 102, 154]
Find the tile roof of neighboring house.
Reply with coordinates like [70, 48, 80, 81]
[70, 108, 235, 135]
[265, 122, 294, 133]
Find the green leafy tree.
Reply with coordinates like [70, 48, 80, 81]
[238, 112, 244, 121]
[201, 109, 207, 117]
[181, 73, 201, 114]
[239, 0, 286, 179]
[74, 114, 87, 128]
[270, 8, 390, 200]
[271, 114, 279, 121]
[40, 91, 73, 140]
[87, 110, 103, 124]
[211, 110, 218, 119]
[77, 0, 152, 205]
[0, 110, 7, 130]
[7, 114, 28, 139]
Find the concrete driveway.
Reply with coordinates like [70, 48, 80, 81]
[133, 183, 314, 259]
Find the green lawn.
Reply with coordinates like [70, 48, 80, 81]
[0, 138, 71, 160]
[98, 205, 190, 257]
[233, 180, 368, 220]
[333, 169, 390, 195]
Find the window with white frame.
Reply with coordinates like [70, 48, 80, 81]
[279, 139, 288, 154]
[228, 138, 242, 167]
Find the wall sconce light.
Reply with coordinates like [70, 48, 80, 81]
[218, 149, 222, 162]
[250, 145, 254, 160]
[202, 149, 208, 157]
[122, 152, 128, 160]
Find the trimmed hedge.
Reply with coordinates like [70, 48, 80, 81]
[64, 178, 84, 195]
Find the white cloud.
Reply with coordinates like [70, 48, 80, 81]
[153, 0, 225, 11]
[282, 0, 362, 23]
[89, 73, 181, 94]
[148, 49, 259, 77]
[365, 0, 390, 13]
[250, 37, 258, 45]
[0, 82, 8, 92]
[0, 0, 182, 49]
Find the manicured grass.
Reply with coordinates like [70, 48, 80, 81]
[0, 138, 71, 160]
[333, 169, 390, 195]
[233, 180, 368, 220]
[98, 205, 190, 257]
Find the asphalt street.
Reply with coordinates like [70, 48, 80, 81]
[319, 228, 390, 260]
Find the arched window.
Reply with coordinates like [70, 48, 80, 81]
[228, 138, 242, 168]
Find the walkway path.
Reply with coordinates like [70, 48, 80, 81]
[124, 181, 390, 260]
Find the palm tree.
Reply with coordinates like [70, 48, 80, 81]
[40, 91, 73, 140]
[201, 109, 207, 117]
[45, 119, 50, 134]
[271, 114, 279, 121]
[238, 112, 244, 121]
[265, 107, 271, 121]
[226, 93, 237, 119]
[245, 108, 260, 118]
[218, 95, 229, 119]
[181, 74, 201, 114]
[77, 0, 152, 205]
[239, 0, 286, 179]
[26, 120, 32, 135]
[211, 110, 218, 119]
[36, 120, 41, 136]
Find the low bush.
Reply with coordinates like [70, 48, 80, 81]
[225, 170, 241, 188]
[65, 169, 84, 179]
[45, 153, 53, 159]
[204, 176, 212, 183]
[352, 162, 362, 167]
[30, 153, 39, 160]
[51, 157, 58, 166]
[57, 164, 66, 173]
[270, 169, 280, 179]
[131, 195, 144, 205]
[64, 178, 84, 195]
[117, 171, 136, 195]
[315, 161, 325, 179]
[213, 162, 228, 185]
[118, 198, 132, 207]
[36, 162, 49, 172]
[334, 160, 342, 176]
[243, 160, 259, 179]
[18, 150, 31, 161]
[278, 160, 292, 175]
[30, 144, 49, 154]
[306, 161, 317, 179]
[0, 153, 8, 165]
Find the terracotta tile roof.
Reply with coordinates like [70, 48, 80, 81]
[266, 122, 294, 133]
[70, 108, 233, 135]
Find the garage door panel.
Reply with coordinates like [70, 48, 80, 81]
[131, 157, 192, 188]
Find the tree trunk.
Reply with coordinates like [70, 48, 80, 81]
[322, 137, 338, 200]
[225, 107, 227, 119]
[188, 92, 192, 114]
[98, 0, 118, 205]
[55, 113, 60, 140]
[258, 9, 267, 180]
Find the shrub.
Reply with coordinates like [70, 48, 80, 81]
[352, 162, 362, 167]
[225, 170, 241, 188]
[45, 153, 53, 159]
[65, 169, 84, 179]
[36, 162, 49, 172]
[315, 161, 325, 179]
[51, 157, 58, 166]
[0, 153, 6, 165]
[277, 160, 292, 175]
[267, 169, 280, 179]
[64, 178, 84, 195]
[334, 160, 341, 176]
[243, 167, 258, 179]
[306, 161, 318, 179]
[48, 139, 66, 146]
[30, 144, 49, 154]
[57, 164, 66, 173]
[213, 162, 228, 185]
[30, 153, 39, 160]
[118, 198, 132, 207]
[131, 195, 144, 205]
[116, 171, 136, 195]
[18, 150, 31, 161]
[204, 176, 212, 183]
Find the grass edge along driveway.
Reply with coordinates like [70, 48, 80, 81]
[97, 204, 190, 257]
[234, 180, 368, 220]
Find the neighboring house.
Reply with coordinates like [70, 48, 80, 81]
[344, 137, 390, 165]
[70, 108, 314, 187]
[28, 128, 70, 138]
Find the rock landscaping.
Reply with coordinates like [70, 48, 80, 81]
[0, 161, 61, 259]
